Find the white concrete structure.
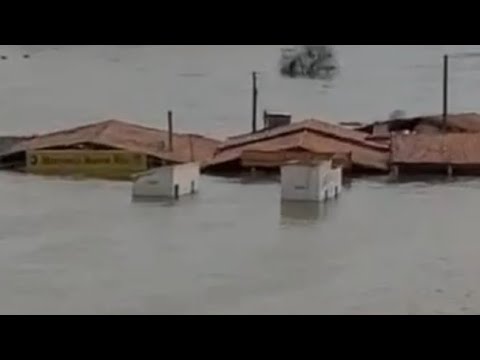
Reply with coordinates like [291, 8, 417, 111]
[280, 160, 342, 202]
[132, 163, 200, 200]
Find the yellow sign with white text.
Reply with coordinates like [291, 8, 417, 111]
[26, 150, 148, 179]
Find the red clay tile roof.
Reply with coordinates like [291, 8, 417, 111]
[221, 119, 388, 151]
[421, 113, 480, 133]
[392, 133, 480, 165]
[2, 119, 220, 165]
[207, 121, 389, 171]
[207, 131, 308, 168]
[241, 149, 352, 170]
[358, 113, 480, 135]
[299, 131, 389, 170]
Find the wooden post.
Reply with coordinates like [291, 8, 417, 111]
[447, 165, 453, 178]
[390, 165, 400, 180]
[168, 110, 173, 152]
[252, 72, 258, 133]
[442, 55, 449, 133]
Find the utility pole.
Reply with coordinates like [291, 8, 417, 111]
[168, 110, 173, 152]
[442, 54, 449, 133]
[252, 71, 258, 133]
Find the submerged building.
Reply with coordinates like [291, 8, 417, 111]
[204, 119, 390, 175]
[0, 119, 220, 180]
[391, 133, 480, 176]
[354, 112, 480, 177]
[357, 112, 480, 142]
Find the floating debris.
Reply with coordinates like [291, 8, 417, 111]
[279, 45, 339, 80]
[0, 54, 31, 61]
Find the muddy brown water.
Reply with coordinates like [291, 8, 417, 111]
[0, 45, 479, 315]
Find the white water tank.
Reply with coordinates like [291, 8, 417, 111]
[281, 160, 342, 202]
[132, 163, 200, 200]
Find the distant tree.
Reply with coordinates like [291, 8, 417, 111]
[279, 45, 339, 80]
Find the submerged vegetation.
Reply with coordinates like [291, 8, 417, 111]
[279, 45, 339, 80]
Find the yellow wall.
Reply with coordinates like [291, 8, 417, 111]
[26, 150, 148, 179]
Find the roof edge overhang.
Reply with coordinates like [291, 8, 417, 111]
[218, 125, 389, 154]
[0, 141, 183, 164]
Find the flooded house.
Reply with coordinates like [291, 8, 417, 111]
[0, 119, 220, 180]
[204, 119, 390, 176]
[390, 133, 480, 176]
[357, 112, 480, 143]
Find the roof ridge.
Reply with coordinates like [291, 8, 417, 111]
[99, 119, 219, 142]
[220, 120, 312, 149]
[297, 130, 309, 148]
[304, 121, 389, 150]
[111, 119, 170, 134]
[220, 120, 388, 153]
[28, 119, 113, 140]
[93, 119, 118, 142]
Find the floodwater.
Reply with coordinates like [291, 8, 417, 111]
[0, 45, 480, 315]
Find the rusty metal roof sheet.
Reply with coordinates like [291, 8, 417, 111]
[2, 119, 220, 165]
[392, 133, 480, 165]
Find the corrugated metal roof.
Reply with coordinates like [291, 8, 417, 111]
[1, 119, 220, 166]
[392, 133, 480, 165]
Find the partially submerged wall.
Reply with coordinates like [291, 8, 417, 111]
[25, 150, 148, 180]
